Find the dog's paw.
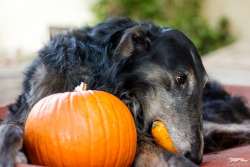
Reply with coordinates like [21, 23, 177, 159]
[133, 149, 168, 167]
[165, 154, 197, 167]
[0, 124, 26, 167]
[0, 151, 27, 167]
[134, 150, 197, 167]
[15, 151, 28, 164]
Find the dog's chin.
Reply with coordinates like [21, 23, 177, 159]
[148, 118, 203, 164]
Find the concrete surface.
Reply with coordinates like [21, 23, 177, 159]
[202, 38, 250, 86]
[0, 61, 29, 105]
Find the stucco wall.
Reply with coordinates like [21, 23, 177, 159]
[201, 0, 250, 39]
[0, 0, 94, 59]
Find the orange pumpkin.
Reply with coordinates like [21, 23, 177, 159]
[24, 83, 137, 167]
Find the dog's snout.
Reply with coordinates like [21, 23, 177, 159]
[184, 151, 203, 165]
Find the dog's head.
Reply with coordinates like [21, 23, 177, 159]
[113, 25, 207, 164]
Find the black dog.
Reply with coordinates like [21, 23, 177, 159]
[0, 18, 249, 167]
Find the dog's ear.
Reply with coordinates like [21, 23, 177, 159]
[115, 81, 145, 131]
[119, 91, 144, 131]
[114, 26, 151, 61]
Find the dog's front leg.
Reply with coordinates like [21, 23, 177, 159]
[0, 124, 27, 167]
[204, 121, 250, 153]
[133, 141, 197, 167]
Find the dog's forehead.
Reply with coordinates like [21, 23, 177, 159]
[160, 28, 191, 44]
[152, 28, 208, 85]
[151, 31, 195, 71]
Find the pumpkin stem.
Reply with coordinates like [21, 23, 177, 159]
[74, 82, 87, 92]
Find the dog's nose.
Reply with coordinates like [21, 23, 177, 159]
[184, 151, 203, 165]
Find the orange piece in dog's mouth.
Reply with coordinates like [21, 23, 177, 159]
[151, 121, 179, 154]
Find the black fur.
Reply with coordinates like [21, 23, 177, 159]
[0, 18, 250, 167]
[203, 82, 250, 153]
[203, 82, 250, 124]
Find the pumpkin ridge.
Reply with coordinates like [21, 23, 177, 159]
[28, 100, 42, 165]
[127, 101, 137, 165]
[90, 91, 108, 166]
[36, 95, 54, 165]
[79, 91, 91, 165]
[118, 100, 131, 166]
[103, 92, 121, 167]
[69, 92, 78, 165]
[74, 91, 90, 165]
[110, 94, 131, 167]
[41, 95, 52, 166]
[82, 91, 92, 166]
[55, 94, 65, 167]
[29, 100, 38, 164]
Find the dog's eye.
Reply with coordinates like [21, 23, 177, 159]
[176, 75, 187, 84]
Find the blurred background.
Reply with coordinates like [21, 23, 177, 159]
[0, 0, 250, 105]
